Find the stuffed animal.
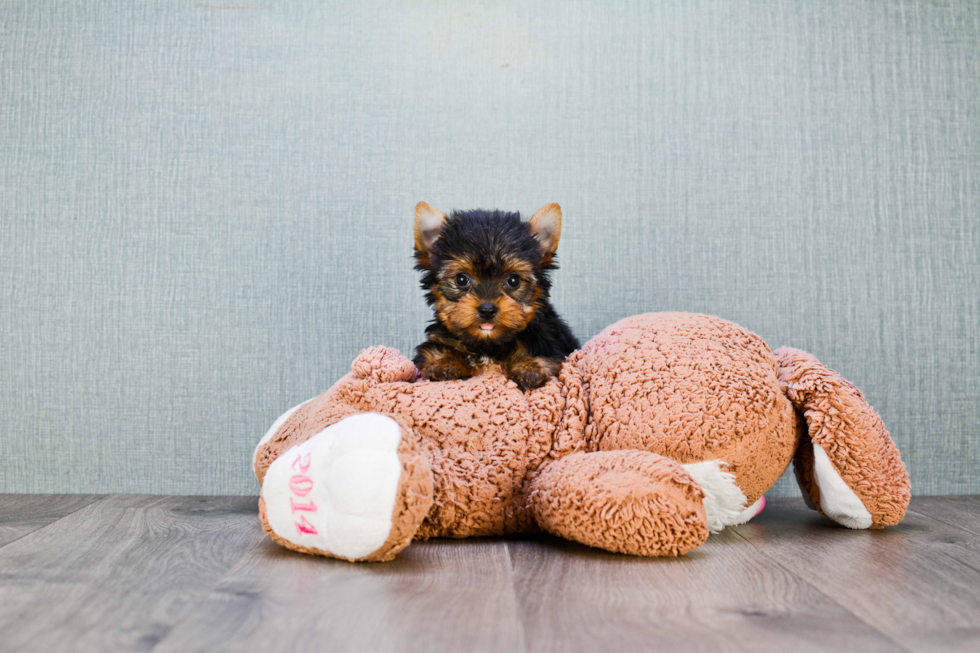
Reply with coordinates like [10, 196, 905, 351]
[253, 312, 910, 561]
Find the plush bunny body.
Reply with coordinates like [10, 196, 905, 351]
[253, 313, 910, 561]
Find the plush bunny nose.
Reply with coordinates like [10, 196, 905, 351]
[477, 303, 497, 319]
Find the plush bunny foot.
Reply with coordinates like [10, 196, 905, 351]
[259, 413, 433, 561]
[775, 347, 911, 529]
[527, 451, 718, 556]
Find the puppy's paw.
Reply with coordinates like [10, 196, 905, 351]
[506, 356, 561, 391]
[415, 345, 476, 383]
[419, 359, 474, 382]
[508, 369, 550, 390]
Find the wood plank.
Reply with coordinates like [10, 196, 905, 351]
[733, 497, 980, 653]
[508, 530, 902, 653]
[2, 494, 977, 653]
[153, 538, 527, 653]
[908, 495, 980, 536]
[0, 494, 104, 547]
[0, 495, 265, 653]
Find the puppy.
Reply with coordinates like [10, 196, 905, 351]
[412, 202, 580, 390]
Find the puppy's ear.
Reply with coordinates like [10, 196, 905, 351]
[528, 203, 562, 262]
[414, 202, 447, 258]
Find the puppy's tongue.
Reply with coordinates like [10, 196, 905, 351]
[480, 323, 494, 331]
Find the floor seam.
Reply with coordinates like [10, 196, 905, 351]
[901, 507, 980, 580]
[905, 506, 980, 538]
[503, 540, 532, 653]
[147, 535, 266, 653]
[0, 494, 109, 552]
[728, 525, 915, 653]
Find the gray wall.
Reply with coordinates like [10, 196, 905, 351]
[1, 1, 978, 496]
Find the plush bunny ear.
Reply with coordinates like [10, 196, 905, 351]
[775, 346, 910, 529]
[528, 203, 562, 261]
[414, 202, 447, 255]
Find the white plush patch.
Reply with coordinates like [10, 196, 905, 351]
[812, 443, 873, 529]
[261, 413, 403, 559]
[682, 460, 748, 533]
[730, 496, 766, 526]
[253, 399, 314, 464]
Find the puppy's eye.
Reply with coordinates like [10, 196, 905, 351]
[455, 273, 471, 287]
[506, 274, 521, 289]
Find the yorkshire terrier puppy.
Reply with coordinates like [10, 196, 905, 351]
[412, 202, 580, 390]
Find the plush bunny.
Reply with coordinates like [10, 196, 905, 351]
[253, 312, 910, 561]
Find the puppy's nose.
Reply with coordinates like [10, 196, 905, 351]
[477, 303, 498, 320]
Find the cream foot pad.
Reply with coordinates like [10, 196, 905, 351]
[261, 413, 404, 559]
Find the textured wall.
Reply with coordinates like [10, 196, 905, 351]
[1, 1, 978, 496]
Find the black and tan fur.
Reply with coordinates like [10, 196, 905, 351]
[412, 202, 579, 390]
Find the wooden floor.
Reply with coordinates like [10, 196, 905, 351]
[1, 496, 979, 653]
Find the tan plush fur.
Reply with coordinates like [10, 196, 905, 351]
[775, 347, 911, 527]
[255, 313, 910, 560]
[527, 451, 709, 556]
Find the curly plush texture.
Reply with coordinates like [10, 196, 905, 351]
[256, 349, 589, 539]
[527, 451, 709, 556]
[351, 346, 420, 383]
[576, 313, 802, 504]
[254, 312, 911, 561]
[775, 347, 911, 528]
